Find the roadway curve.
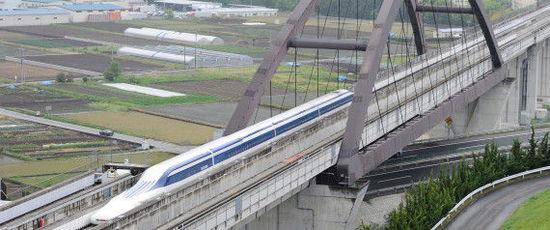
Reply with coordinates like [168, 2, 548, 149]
[446, 175, 550, 230]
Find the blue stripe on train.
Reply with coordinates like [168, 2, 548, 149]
[164, 94, 353, 186]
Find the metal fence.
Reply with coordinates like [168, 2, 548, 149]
[431, 165, 550, 230]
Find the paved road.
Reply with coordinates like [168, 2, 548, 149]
[366, 128, 550, 193]
[0, 108, 193, 153]
[446, 175, 550, 230]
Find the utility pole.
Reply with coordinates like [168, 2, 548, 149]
[19, 48, 24, 83]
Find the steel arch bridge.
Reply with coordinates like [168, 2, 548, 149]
[224, 0, 504, 186]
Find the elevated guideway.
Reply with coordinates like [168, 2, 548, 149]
[91, 5, 550, 230]
[0, 173, 138, 230]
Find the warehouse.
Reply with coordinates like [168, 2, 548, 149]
[0, 8, 69, 27]
[55, 3, 127, 23]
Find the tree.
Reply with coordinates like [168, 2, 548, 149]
[82, 76, 89, 83]
[165, 9, 174, 19]
[104, 61, 120, 82]
[56, 73, 67, 83]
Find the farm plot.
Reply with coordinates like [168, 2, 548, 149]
[141, 102, 275, 126]
[0, 151, 175, 195]
[62, 111, 217, 145]
[50, 83, 150, 100]
[22, 54, 166, 73]
[151, 79, 286, 101]
[13, 38, 97, 48]
[0, 60, 70, 82]
[0, 44, 49, 57]
[3, 25, 161, 46]
[0, 116, 134, 160]
[45, 82, 222, 107]
[0, 87, 94, 114]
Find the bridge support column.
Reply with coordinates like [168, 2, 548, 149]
[537, 38, 550, 105]
[426, 45, 547, 138]
[240, 183, 402, 230]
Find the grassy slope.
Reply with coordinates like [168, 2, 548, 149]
[501, 189, 550, 230]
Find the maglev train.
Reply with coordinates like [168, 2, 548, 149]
[90, 89, 353, 224]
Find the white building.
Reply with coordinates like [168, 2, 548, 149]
[433, 28, 464, 38]
[55, 3, 127, 22]
[0, 8, 69, 26]
[195, 7, 278, 18]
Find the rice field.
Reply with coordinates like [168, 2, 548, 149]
[61, 111, 216, 145]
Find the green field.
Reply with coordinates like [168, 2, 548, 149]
[15, 40, 72, 48]
[62, 111, 216, 145]
[119, 65, 346, 92]
[501, 189, 550, 230]
[39, 82, 224, 110]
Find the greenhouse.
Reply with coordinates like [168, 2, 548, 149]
[117, 45, 254, 67]
[124, 27, 224, 45]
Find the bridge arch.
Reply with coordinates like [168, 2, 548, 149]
[226, 0, 504, 186]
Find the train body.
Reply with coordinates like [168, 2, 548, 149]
[90, 89, 353, 224]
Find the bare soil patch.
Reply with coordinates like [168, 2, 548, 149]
[0, 89, 94, 113]
[151, 79, 288, 101]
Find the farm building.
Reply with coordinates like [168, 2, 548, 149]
[124, 27, 224, 45]
[194, 7, 278, 18]
[55, 3, 127, 22]
[118, 45, 253, 67]
[0, 8, 69, 27]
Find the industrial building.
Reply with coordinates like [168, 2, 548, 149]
[0, 8, 69, 27]
[55, 3, 127, 22]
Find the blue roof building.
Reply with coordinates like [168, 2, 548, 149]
[56, 3, 126, 11]
[23, 0, 64, 3]
[0, 8, 70, 27]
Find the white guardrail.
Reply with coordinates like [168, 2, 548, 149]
[431, 165, 550, 230]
